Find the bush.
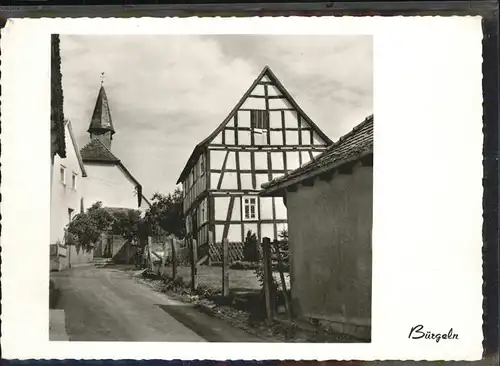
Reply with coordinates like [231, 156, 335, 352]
[230, 260, 260, 270]
[243, 230, 260, 262]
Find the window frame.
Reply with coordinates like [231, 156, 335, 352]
[71, 172, 78, 190]
[250, 110, 270, 131]
[243, 196, 258, 221]
[60, 165, 66, 185]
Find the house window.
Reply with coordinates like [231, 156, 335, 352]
[68, 208, 74, 223]
[71, 172, 77, 190]
[60, 165, 66, 185]
[243, 197, 257, 220]
[200, 155, 205, 176]
[251, 110, 269, 130]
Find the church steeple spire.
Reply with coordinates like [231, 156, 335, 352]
[87, 74, 115, 149]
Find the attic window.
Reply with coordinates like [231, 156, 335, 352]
[251, 110, 269, 130]
[60, 165, 66, 185]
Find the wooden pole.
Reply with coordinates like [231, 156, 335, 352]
[190, 238, 198, 290]
[222, 238, 230, 296]
[273, 239, 292, 320]
[147, 236, 153, 272]
[171, 237, 177, 279]
[262, 237, 274, 322]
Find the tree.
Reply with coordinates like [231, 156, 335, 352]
[243, 230, 260, 262]
[111, 209, 146, 243]
[66, 201, 113, 250]
[144, 189, 185, 239]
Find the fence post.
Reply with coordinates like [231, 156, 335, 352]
[262, 237, 274, 322]
[222, 238, 230, 296]
[171, 237, 177, 279]
[147, 236, 153, 272]
[190, 238, 198, 290]
[273, 239, 292, 320]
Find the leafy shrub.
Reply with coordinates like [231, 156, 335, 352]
[230, 260, 260, 270]
[243, 230, 260, 262]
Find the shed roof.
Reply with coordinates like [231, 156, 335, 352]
[260, 114, 373, 196]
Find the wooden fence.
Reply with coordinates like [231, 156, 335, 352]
[208, 241, 245, 263]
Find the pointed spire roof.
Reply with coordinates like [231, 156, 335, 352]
[87, 85, 115, 134]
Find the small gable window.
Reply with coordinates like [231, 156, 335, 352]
[250, 110, 269, 130]
[60, 165, 66, 185]
[243, 197, 257, 220]
[71, 172, 77, 190]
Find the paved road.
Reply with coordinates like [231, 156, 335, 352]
[50, 265, 262, 342]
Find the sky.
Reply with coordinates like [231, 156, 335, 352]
[60, 35, 373, 199]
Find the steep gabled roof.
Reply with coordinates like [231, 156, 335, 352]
[65, 120, 87, 177]
[88, 85, 115, 134]
[261, 114, 374, 196]
[80, 138, 120, 163]
[80, 138, 150, 208]
[176, 66, 333, 184]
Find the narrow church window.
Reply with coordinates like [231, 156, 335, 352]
[60, 165, 66, 185]
[243, 197, 257, 220]
[250, 110, 269, 130]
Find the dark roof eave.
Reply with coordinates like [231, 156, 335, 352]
[260, 150, 373, 197]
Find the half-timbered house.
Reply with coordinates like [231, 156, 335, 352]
[176, 66, 332, 260]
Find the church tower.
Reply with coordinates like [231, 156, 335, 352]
[87, 80, 115, 150]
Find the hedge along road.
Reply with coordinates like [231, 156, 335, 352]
[50, 264, 263, 342]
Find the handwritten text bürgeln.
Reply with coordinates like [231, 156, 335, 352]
[408, 325, 459, 343]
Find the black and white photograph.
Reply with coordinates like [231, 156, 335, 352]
[49, 34, 373, 342]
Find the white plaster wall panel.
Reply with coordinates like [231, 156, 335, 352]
[275, 197, 288, 219]
[284, 110, 298, 128]
[238, 130, 251, 145]
[243, 223, 258, 237]
[254, 132, 268, 146]
[301, 130, 311, 145]
[261, 223, 274, 241]
[301, 151, 311, 166]
[267, 85, 282, 96]
[212, 132, 223, 144]
[251, 84, 265, 96]
[210, 150, 226, 169]
[225, 130, 235, 145]
[226, 151, 236, 169]
[231, 197, 241, 221]
[241, 97, 265, 110]
[225, 117, 235, 129]
[256, 174, 270, 190]
[312, 151, 323, 158]
[312, 131, 325, 145]
[286, 130, 299, 145]
[220, 172, 238, 190]
[270, 131, 283, 145]
[269, 97, 292, 110]
[210, 172, 220, 189]
[215, 224, 225, 242]
[269, 111, 282, 128]
[286, 151, 300, 170]
[260, 197, 274, 220]
[239, 152, 251, 170]
[228, 225, 243, 243]
[254, 152, 267, 169]
[260, 75, 271, 82]
[271, 151, 284, 170]
[214, 197, 230, 220]
[238, 111, 251, 128]
[277, 222, 288, 236]
[240, 173, 253, 189]
[272, 172, 285, 180]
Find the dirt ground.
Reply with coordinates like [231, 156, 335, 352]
[161, 265, 290, 291]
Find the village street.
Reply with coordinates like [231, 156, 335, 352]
[50, 264, 263, 342]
